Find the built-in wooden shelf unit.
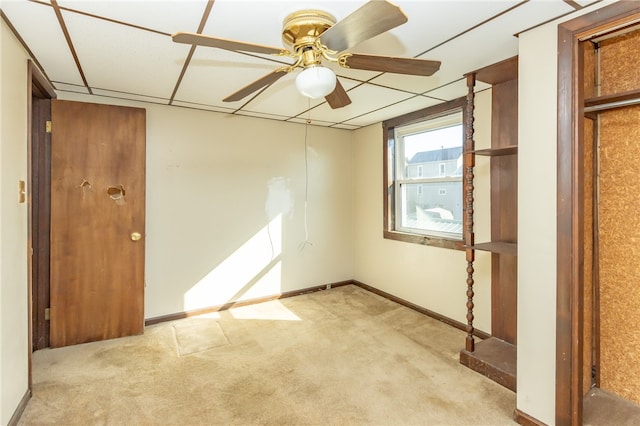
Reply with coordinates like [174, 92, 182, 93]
[459, 56, 518, 392]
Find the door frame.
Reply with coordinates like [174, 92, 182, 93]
[27, 60, 56, 384]
[556, 3, 640, 425]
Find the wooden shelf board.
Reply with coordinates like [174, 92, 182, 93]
[584, 388, 640, 424]
[584, 88, 640, 109]
[459, 337, 517, 391]
[469, 241, 517, 255]
[473, 145, 518, 156]
[470, 56, 518, 85]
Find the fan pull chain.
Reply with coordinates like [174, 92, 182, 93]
[299, 100, 313, 251]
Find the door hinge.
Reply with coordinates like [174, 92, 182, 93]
[44, 308, 50, 321]
[45, 120, 52, 133]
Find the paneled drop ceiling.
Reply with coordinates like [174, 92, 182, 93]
[1, 0, 602, 129]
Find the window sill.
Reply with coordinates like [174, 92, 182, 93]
[383, 230, 464, 250]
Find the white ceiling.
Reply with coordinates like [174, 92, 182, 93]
[1, 0, 601, 129]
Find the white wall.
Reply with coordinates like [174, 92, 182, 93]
[517, 22, 558, 425]
[517, 2, 614, 424]
[57, 92, 354, 319]
[352, 89, 493, 332]
[0, 19, 30, 425]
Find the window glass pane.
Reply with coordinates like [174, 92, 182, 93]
[400, 113, 463, 180]
[398, 182, 462, 237]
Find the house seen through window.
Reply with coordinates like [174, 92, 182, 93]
[383, 98, 465, 248]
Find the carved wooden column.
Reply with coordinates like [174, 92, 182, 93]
[463, 72, 476, 352]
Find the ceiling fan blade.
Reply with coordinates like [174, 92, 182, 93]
[223, 68, 290, 102]
[319, 0, 408, 53]
[325, 79, 352, 109]
[341, 53, 441, 76]
[172, 32, 287, 55]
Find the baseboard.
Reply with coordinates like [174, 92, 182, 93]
[145, 280, 353, 326]
[513, 408, 547, 426]
[352, 280, 491, 340]
[146, 279, 491, 343]
[7, 388, 31, 426]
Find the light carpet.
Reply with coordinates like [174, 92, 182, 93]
[19, 285, 516, 425]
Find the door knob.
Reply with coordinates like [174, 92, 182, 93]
[130, 232, 142, 241]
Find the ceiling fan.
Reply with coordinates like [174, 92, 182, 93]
[172, 0, 441, 109]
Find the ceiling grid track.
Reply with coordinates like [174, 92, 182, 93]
[50, 0, 92, 95]
[169, 0, 215, 105]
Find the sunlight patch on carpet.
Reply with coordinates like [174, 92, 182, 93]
[172, 318, 229, 356]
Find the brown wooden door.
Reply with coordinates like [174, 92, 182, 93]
[49, 99, 145, 348]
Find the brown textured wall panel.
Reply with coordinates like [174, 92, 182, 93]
[584, 41, 596, 98]
[599, 29, 640, 96]
[583, 118, 594, 394]
[598, 105, 640, 404]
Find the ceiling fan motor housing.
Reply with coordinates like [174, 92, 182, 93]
[281, 10, 336, 54]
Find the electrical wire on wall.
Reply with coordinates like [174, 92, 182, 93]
[299, 99, 313, 251]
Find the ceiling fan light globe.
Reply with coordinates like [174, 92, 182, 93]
[295, 66, 336, 99]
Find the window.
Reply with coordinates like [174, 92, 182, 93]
[383, 98, 466, 249]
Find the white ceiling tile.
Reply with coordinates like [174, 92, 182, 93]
[417, 78, 492, 106]
[574, 0, 603, 6]
[286, 117, 343, 128]
[422, 79, 463, 102]
[350, 1, 522, 57]
[232, 111, 336, 128]
[367, 72, 444, 97]
[330, 123, 361, 130]
[341, 95, 442, 127]
[91, 88, 169, 105]
[173, 47, 292, 107]
[57, 0, 208, 35]
[372, 1, 573, 94]
[2, 0, 84, 85]
[235, 110, 294, 121]
[53, 82, 90, 94]
[172, 100, 235, 114]
[62, 9, 188, 99]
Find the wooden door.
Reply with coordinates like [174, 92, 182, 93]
[49, 99, 146, 348]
